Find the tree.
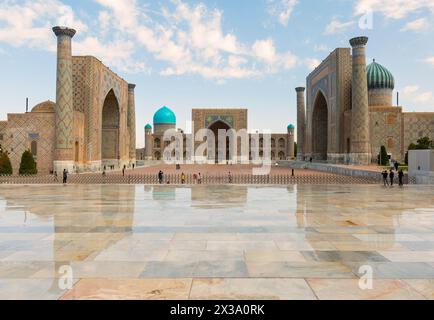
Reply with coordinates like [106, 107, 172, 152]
[19, 150, 37, 175]
[416, 136, 433, 150]
[379, 145, 389, 166]
[294, 142, 297, 158]
[0, 152, 12, 175]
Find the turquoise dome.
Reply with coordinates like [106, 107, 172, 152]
[145, 124, 152, 129]
[367, 60, 395, 90]
[287, 124, 295, 129]
[153, 106, 176, 125]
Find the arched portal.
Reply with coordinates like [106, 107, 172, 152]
[208, 120, 231, 163]
[312, 91, 328, 160]
[102, 90, 120, 165]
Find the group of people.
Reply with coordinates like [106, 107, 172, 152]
[158, 170, 203, 184]
[382, 162, 405, 187]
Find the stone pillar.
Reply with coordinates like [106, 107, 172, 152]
[145, 126, 153, 160]
[287, 125, 295, 159]
[52, 26, 76, 173]
[295, 87, 306, 161]
[127, 84, 136, 165]
[349, 36, 372, 165]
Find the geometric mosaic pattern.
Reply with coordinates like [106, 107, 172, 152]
[404, 114, 434, 150]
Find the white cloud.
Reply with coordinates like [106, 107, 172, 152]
[354, 0, 434, 20]
[425, 57, 434, 67]
[304, 58, 321, 71]
[403, 85, 434, 104]
[324, 18, 355, 35]
[400, 18, 430, 31]
[0, 0, 300, 80]
[0, 0, 87, 51]
[268, 0, 298, 26]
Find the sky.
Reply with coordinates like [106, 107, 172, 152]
[0, 0, 433, 148]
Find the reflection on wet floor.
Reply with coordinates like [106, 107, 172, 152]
[0, 184, 433, 300]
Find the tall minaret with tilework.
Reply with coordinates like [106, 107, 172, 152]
[295, 87, 306, 161]
[349, 36, 372, 165]
[52, 26, 76, 173]
[128, 84, 137, 165]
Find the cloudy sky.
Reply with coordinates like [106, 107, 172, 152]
[0, 0, 433, 147]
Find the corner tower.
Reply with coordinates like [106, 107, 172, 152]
[295, 87, 306, 161]
[287, 124, 295, 159]
[127, 84, 136, 165]
[349, 36, 371, 165]
[52, 26, 76, 173]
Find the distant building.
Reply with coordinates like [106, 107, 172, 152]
[141, 107, 295, 162]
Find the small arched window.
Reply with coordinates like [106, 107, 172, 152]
[30, 141, 37, 157]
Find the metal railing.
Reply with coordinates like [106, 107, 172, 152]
[0, 173, 415, 185]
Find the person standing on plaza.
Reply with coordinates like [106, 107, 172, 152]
[398, 169, 404, 187]
[382, 170, 389, 187]
[198, 172, 202, 184]
[62, 169, 68, 184]
[228, 171, 232, 184]
[181, 172, 186, 184]
[122, 165, 126, 177]
[158, 170, 163, 184]
[53, 171, 58, 182]
[389, 169, 395, 186]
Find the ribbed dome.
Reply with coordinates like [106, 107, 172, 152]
[287, 124, 295, 130]
[153, 106, 176, 125]
[31, 100, 55, 113]
[145, 124, 152, 129]
[367, 60, 395, 90]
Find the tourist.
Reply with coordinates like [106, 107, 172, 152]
[398, 169, 404, 187]
[382, 170, 389, 187]
[198, 172, 202, 184]
[122, 165, 126, 176]
[132, 163, 135, 170]
[389, 169, 395, 186]
[394, 161, 399, 172]
[158, 170, 164, 184]
[181, 172, 186, 184]
[228, 171, 232, 184]
[53, 171, 58, 182]
[292, 169, 295, 177]
[193, 173, 198, 184]
[62, 169, 68, 184]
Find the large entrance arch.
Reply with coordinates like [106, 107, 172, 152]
[102, 90, 120, 166]
[312, 91, 328, 161]
[208, 120, 231, 163]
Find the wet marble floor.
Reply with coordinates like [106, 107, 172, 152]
[0, 184, 433, 300]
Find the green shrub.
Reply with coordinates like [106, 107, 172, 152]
[379, 146, 389, 166]
[0, 152, 12, 175]
[416, 136, 433, 150]
[19, 150, 37, 175]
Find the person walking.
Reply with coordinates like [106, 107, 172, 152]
[158, 170, 163, 184]
[382, 170, 389, 187]
[398, 169, 404, 187]
[53, 171, 59, 182]
[62, 169, 68, 184]
[228, 171, 232, 184]
[181, 172, 186, 184]
[394, 161, 399, 172]
[389, 169, 395, 187]
[122, 165, 126, 177]
[198, 172, 202, 184]
[292, 168, 295, 177]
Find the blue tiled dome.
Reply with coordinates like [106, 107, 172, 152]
[287, 124, 295, 129]
[367, 60, 395, 90]
[145, 124, 152, 129]
[153, 106, 176, 125]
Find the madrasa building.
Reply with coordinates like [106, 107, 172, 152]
[139, 107, 296, 162]
[295, 36, 434, 165]
[0, 26, 136, 174]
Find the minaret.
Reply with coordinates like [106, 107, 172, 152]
[287, 125, 295, 159]
[144, 125, 153, 160]
[52, 26, 76, 173]
[295, 87, 306, 161]
[349, 36, 371, 165]
[127, 84, 136, 165]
